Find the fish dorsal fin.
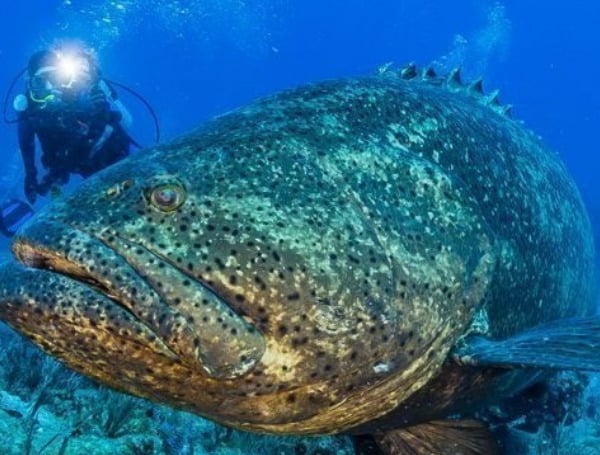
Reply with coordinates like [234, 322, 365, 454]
[374, 419, 501, 455]
[378, 62, 513, 118]
[453, 315, 600, 371]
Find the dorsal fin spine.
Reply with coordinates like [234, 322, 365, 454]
[422, 67, 437, 80]
[469, 79, 484, 94]
[486, 90, 501, 106]
[447, 68, 462, 87]
[400, 62, 418, 80]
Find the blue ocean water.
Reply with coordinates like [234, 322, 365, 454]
[0, 1, 599, 454]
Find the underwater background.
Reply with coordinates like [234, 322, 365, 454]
[0, 1, 598, 453]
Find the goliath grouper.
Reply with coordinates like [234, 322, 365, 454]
[0, 65, 598, 454]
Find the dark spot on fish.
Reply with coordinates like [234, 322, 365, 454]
[348, 255, 360, 264]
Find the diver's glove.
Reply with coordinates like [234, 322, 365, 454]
[24, 172, 38, 205]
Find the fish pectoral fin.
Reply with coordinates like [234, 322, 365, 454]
[374, 419, 500, 455]
[453, 316, 600, 371]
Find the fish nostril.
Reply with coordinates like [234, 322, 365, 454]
[105, 179, 134, 200]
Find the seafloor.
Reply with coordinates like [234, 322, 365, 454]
[0, 251, 598, 454]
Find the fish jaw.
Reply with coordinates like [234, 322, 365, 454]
[5, 218, 265, 381]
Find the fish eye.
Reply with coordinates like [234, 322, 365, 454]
[147, 181, 186, 212]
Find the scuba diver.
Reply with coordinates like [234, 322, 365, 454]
[0, 44, 160, 238]
[14, 48, 134, 204]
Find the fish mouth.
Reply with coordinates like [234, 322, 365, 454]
[8, 234, 182, 362]
[8, 220, 265, 380]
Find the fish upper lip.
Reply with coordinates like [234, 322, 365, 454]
[14, 240, 113, 298]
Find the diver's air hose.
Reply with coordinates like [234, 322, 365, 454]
[105, 79, 161, 144]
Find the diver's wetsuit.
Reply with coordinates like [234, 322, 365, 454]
[18, 80, 131, 200]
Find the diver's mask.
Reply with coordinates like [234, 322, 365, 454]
[28, 66, 62, 106]
[28, 53, 93, 106]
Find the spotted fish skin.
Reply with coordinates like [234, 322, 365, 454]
[0, 75, 595, 436]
